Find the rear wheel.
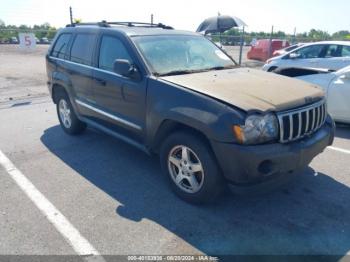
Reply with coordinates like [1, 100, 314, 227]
[160, 131, 224, 204]
[56, 92, 86, 135]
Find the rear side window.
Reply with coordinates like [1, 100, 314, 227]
[341, 46, 350, 57]
[51, 33, 71, 59]
[98, 35, 132, 72]
[70, 34, 96, 65]
[324, 45, 341, 58]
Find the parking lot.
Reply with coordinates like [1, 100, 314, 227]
[0, 45, 350, 260]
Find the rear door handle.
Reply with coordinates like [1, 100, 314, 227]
[94, 78, 106, 86]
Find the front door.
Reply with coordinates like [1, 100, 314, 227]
[285, 44, 326, 69]
[92, 34, 146, 141]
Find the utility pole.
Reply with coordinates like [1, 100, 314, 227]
[293, 27, 296, 44]
[69, 6, 73, 25]
[268, 25, 274, 58]
[218, 12, 221, 43]
[239, 26, 245, 65]
[151, 14, 154, 25]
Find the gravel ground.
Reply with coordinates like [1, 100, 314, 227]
[0, 45, 48, 104]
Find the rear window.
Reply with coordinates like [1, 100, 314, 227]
[256, 40, 266, 47]
[70, 34, 96, 66]
[51, 33, 71, 59]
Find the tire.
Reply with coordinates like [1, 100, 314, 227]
[160, 131, 224, 204]
[56, 92, 86, 135]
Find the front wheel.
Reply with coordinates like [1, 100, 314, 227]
[160, 132, 224, 204]
[267, 66, 278, 72]
[56, 92, 86, 135]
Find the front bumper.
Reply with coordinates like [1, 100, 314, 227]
[211, 117, 335, 193]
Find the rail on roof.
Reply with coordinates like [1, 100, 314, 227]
[66, 21, 173, 29]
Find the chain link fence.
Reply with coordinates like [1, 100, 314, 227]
[210, 33, 350, 66]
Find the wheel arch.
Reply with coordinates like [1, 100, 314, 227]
[52, 84, 68, 104]
[151, 119, 213, 155]
[267, 66, 278, 72]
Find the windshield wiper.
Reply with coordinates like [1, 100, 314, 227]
[205, 65, 237, 71]
[156, 65, 237, 77]
[157, 69, 199, 77]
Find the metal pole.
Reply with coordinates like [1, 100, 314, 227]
[151, 14, 154, 25]
[268, 25, 274, 59]
[293, 27, 296, 44]
[69, 6, 73, 25]
[239, 26, 245, 65]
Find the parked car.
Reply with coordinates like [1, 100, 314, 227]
[46, 21, 334, 204]
[35, 37, 40, 44]
[247, 39, 290, 62]
[263, 41, 350, 72]
[273, 43, 305, 57]
[295, 66, 350, 124]
[41, 37, 50, 44]
[9, 36, 19, 44]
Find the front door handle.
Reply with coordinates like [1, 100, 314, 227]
[94, 78, 106, 86]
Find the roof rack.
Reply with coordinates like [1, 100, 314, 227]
[66, 21, 173, 29]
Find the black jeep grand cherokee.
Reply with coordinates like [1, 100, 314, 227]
[46, 21, 335, 204]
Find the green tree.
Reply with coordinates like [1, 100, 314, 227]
[332, 30, 350, 40]
[308, 29, 330, 40]
[223, 28, 239, 36]
[46, 27, 57, 39]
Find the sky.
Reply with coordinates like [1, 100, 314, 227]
[0, 0, 349, 34]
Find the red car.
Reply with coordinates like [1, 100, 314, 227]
[247, 39, 289, 62]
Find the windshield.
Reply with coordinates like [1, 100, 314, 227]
[132, 35, 237, 76]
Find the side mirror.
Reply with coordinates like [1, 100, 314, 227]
[113, 59, 141, 80]
[289, 53, 301, 59]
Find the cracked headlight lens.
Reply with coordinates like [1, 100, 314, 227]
[233, 114, 279, 144]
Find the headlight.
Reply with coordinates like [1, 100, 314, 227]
[233, 114, 279, 144]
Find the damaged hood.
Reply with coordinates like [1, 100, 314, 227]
[160, 68, 324, 112]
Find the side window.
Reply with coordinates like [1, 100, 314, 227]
[51, 33, 71, 59]
[341, 46, 350, 57]
[98, 36, 132, 72]
[294, 45, 324, 59]
[324, 45, 341, 58]
[70, 34, 96, 65]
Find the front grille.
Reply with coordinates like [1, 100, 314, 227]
[277, 99, 327, 143]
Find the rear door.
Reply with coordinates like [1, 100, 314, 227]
[68, 33, 97, 106]
[340, 45, 350, 68]
[317, 44, 345, 71]
[91, 34, 147, 140]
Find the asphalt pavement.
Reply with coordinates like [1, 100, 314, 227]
[0, 45, 349, 261]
